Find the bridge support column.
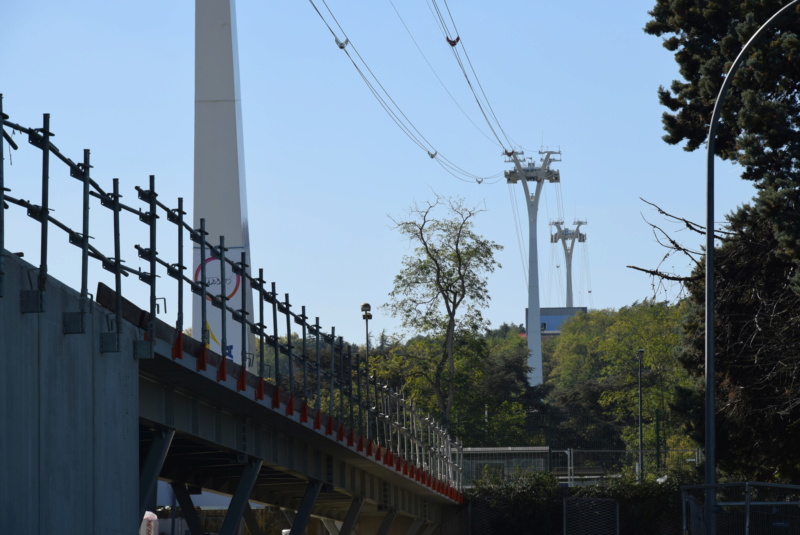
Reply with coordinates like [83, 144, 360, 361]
[339, 495, 365, 535]
[404, 518, 424, 535]
[290, 479, 324, 535]
[243, 502, 266, 535]
[139, 427, 175, 520]
[376, 508, 398, 535]
[321, 518, 342, 534]
[219, 457, 263, 535]
[170, 482, 206, 535]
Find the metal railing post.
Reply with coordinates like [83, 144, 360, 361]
[0, 94, 5, 298]
[239, 252, 249, 369]
[37, 113, 51, 294]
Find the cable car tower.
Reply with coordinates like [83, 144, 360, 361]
[505, 150, 561, 386]
[550, 220, 587, 308]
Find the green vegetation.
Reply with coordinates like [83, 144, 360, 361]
[370, 322, 530, 446]
[677, 206, 800, 481]
[544, 301, 697, 465]
[643, 0, 800, 482]
[468, 468, 695, 535]
[373, 195, 700, 463]
[384, 195, 502, 427]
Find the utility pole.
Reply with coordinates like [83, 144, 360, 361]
[505, 150, 561, 386]
[550, 220, 586, 308]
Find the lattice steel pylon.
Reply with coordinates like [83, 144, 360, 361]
[504, 150, 561, 386]
[550, 220, 586, 308]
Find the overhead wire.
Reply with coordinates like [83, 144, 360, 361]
[581, 240, 594, 308]
[425, 0, 541, 289]
[426, 0, 515, 151]
[319, 0, 438, 152]
[306, 0, 501, 184]
[508, 185, 528, 289]
[388, 0, 502, 149]
[306, 0, 560, 305]
[425, 0, 592, 309]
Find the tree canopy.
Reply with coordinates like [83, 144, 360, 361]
[645, 0, 800, 283]
[646, 0, 800, 479]
[678, 205, 800, 480]
[546, 302, 695, 459]
[384, 195, 503, 425]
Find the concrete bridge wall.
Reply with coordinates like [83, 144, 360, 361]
[0, 250, 139, 534]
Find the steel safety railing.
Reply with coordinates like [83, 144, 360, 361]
[0, 98, 463, 499]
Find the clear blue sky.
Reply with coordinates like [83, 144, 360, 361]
[1, 0, 756, 343]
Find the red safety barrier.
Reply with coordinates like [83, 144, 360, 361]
[197, 346, 208, 371]
[255, 379, 264, 401]
[325, 416, 334, 436]
[171, 333, 183, 360]
[217, 357, 227, 382]
[299, 402, 309, 423]
[236, 368, 246, 391]
[286, 395, 295, 416]
[271, 386, 281, 409]
[313, 410, 322, 430]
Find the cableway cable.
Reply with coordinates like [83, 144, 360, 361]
[388, 0, 502, 149]
[307, 0, 500, 184]
[426, 0, 515, 151]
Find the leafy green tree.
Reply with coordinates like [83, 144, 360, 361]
[544, 380, 625, 451]
[645, 0, 800, 284]
[545, 301, 694, 460]
[384, 195, 502, 425]
[596, 300, 695, 458]
[547, 309, 615, 392]
[455, 324, 530, 446]
[372, 326, 530, 446]
[482, 324, 529, 402]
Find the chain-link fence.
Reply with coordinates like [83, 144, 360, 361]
[550, 449, 702, 485]
[463, 447, 702, 487]
[564, 497, 619, 535]
[682, 482, 800, 534]
[462, 447, 550, 486]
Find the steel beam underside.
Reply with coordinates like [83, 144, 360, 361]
[139, 338, 446, 528]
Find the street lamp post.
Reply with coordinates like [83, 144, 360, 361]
[637, 349, 644, 483]
[703, 4, 799, 532]
[361, 303, 372, 441]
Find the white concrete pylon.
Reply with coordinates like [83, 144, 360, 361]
[550, 220, 587, 308]
[505, 150, 561, 386]
[193, 0, 255, 369]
